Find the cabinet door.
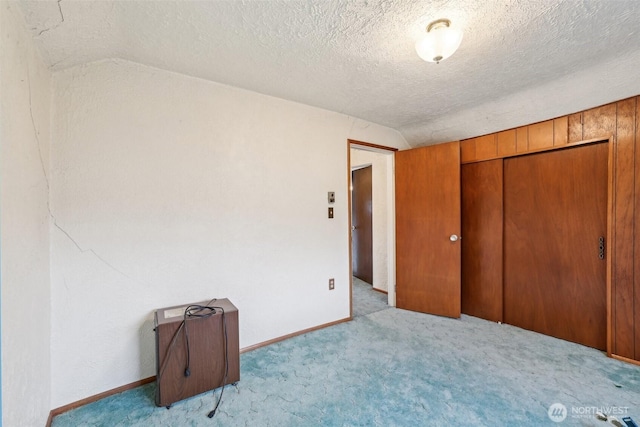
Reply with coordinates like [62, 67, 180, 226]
[395, 142, 461, 318]
[461, 159, 503, 322]
[503, 142, 608, 350]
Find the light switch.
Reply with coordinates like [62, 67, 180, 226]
[328, 207, 334, 219]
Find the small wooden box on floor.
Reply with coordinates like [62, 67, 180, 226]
[154, 298, 239, 407]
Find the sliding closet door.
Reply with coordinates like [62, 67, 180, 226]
[461, 159, 503, 322]
[503, 142, 608, 350]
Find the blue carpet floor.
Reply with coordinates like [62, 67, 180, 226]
[351, 276, 387, 318]
[52, 295, 640, 426]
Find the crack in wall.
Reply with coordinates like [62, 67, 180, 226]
[27, 58, 145, 286]
[26, 68, 50, 191]
[347, 116, 356, 137]
[52, 222, 140, 284]
[57, 0, 65, 23]
[49, 57, 67, 69]
[36, 0, 65, 36]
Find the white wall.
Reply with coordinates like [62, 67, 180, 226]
[50, 58, 408, 407]
[350, 149, 392, 293]
[0, 2, 52, 426]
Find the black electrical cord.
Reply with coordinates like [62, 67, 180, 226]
[157, 318, 187, 388]
[207, 307, 228, 419]
[182, 300, 217, 377]
[156, 299, 218, 395]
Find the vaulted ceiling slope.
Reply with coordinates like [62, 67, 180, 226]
[16, 0, 640, 147]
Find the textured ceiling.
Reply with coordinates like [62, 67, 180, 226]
[16, 0, 640, 146]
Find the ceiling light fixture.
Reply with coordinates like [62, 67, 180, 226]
[415, 18, 463, 64]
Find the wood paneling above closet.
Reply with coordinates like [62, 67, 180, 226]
[553, 116, 568, 147]
[497, 130, 516, 157]
[527, 120, 553, 150]
[460, 103, 619, 164]
[568, 113, 584, 143]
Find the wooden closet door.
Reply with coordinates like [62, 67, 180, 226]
[461, 159, 504, 322]
[503, 142, 608, 350]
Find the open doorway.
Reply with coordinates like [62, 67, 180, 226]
[348, 139, 397, 318]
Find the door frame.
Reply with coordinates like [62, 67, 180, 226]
[347, 139, 398, 319]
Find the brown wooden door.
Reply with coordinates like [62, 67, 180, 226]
[461, 159, 504, 322]
[352, 166, 373, 284]
[395, 142, 461, 318]
[503, 142, 608, 350]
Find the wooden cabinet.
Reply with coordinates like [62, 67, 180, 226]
[155, 299, 240, 407]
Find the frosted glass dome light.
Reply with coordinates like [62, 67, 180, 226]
[415, 19, 463, 64]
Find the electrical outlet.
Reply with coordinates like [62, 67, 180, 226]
[329, 278, 335, 290]
[328, 192, 335, 203]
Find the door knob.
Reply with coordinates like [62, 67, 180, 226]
[449, 234, 460, 242]
[352, 226, 356, 231]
